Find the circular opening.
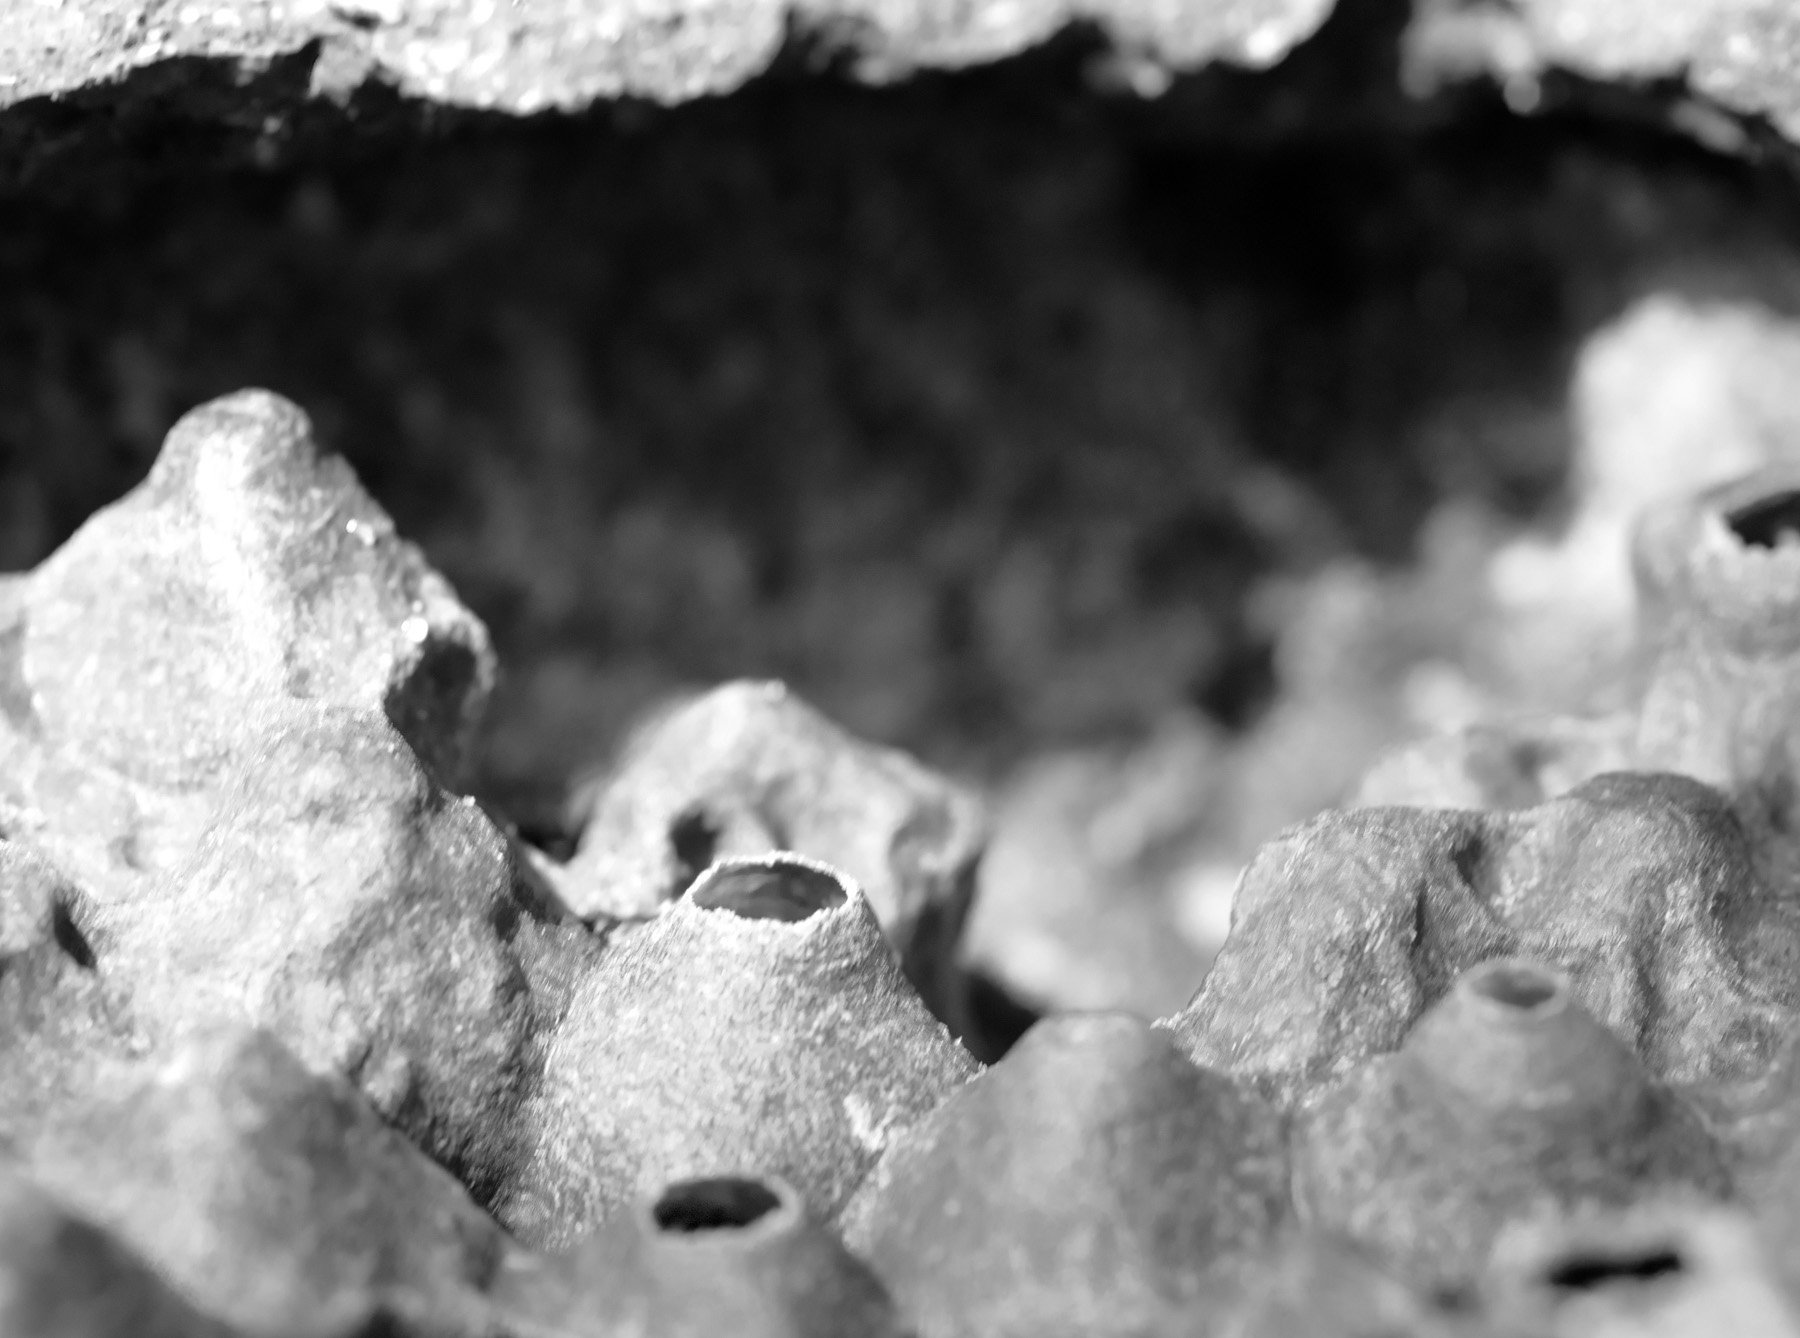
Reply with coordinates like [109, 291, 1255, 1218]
[1725, 489, 1800, 550]
[651, 1177, 785, 1234]
[1466, 960, 1563, 1014]
[689, 861, 846, 922]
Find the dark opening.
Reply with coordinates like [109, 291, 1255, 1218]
[381, 636, 483, 781]
[1468, 960, 1560, 1012]
[669, 808, 721, 891]
[1726, 490, 1800, 550]
[1546, 1248, 1685, 1291]
[651, 1177, 784, 1233]
[516, 821, 578, 863]
[1191, 637, 1279, 731]
[962, 966, 1045, 1064]
[689, 861, 846, 922]
[51, 899, 95, 969]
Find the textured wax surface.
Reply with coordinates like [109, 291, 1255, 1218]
[13, 140, 1800, 1329]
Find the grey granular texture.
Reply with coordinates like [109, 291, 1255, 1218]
[106, 700, 595, 1208]
[0, 841, 137, 1155]
[0, 384, 990, 1280]
[0, 389, 577, 1220]
[1205, 1234, 1468, 1337]
[0, 0, 1332, 112]
[0, 838, 97, 960]
[842, 1012, 1288, 1338]
[22, 388, 493, 792]
[1630, 469, 1800, 896]
[496, 1175, 908, 1338]
[1167, 771, 1800, 1106]
[0, 1164, 236, 1338]
[1291, 959, 1730, 1294]
[1406, 0, 1800, 146]
[0, 855, 524, 1336]
[1481, 1199, 1800, 1337]
[1375, 465, 1800, 815]
[0, 389, 496, 929]
[15, 1026, 514, 1334]
[505, 855, 977, 1249]
[1358, 466, 1800, 940]
[560, 680, 985, 1027]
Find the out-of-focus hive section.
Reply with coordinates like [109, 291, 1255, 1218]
[13, 0, 1800, 1331]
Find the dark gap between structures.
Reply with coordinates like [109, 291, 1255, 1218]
[1546, 1248, 1685, 1291]
[1728, 489, 1800, 549]
[653, 1177, 785, 1232]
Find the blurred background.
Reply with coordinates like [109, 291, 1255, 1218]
[8, 4, 1800, 1018]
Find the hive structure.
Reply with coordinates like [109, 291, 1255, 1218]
[9, 387, 1800, 1334]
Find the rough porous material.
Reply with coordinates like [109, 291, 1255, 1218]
[106, 700, 591, 1205]
[18, 375, 1800, 1330]
[1362, 464, 1800, 833]
[1405, 0, 1800, 149]
[559, 679, 985, 1027]
[0, 1166, 236, 1338]
[1348, 466, 1800, 1060]
[1632, 470, 1800, 870]
[1291, 959, 1731, 1293]
[1167, 771, 1798, 1106]
[27, 390, 490, 787]
[0, 389, 985, 1332]
[13, 0, 1800, 161]
[1482, 1199, 1800, 1337]
[0, 0, 1331, 113]
[842, 1012, 1288, 1337]
[0, 840, 135, 1148]
[0, 390, 495, 920]
[1206, 1234, 1466, 1337]
[508, 854, 976, 1247]
[15, 1026, 514, 1333]
[495, 1174, 907, 1337]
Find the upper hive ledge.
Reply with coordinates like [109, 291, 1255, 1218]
[1404, 0, 1800, 150]
[0, 0, 1334, 113]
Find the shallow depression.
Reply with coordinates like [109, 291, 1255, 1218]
[1465, 959, 1566, 1016]
[689, 860, 848, 923]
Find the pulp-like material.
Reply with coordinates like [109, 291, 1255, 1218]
[560, 679, 985, 1028]
[104, 700, 593, 1207]
[1168, 772, 1800, 1104]
[0, 1166, 237, 1338]
[15, 384, 1800, 1331]
[0, 0, 1332, 112]
[17, 1027, 515, 1333]
[24, 390, 492, 790]
[1482, 1199, 1800, 1338]
[496, 1174, 907, 1337]
[506, 853, 977, 1248]
[843, 1012, 1288, 1337]
[1405, 0, 1800, 147]
[1291, 960, 1731, 1291]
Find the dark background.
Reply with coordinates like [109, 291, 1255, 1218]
[4, 17, 1798, 842]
